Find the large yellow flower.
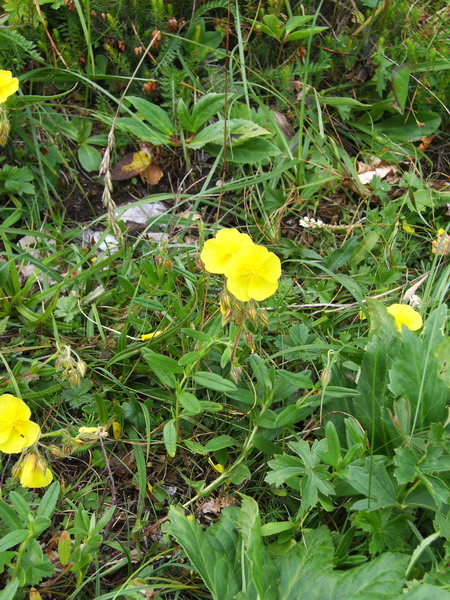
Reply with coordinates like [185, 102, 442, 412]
[225, 244, 281, 302]
[200, 228, 253, 274]
[0, 394, 40, 453]
[19, 453, 53, 488]
[387, 304, 423, 332]
[0, 71, 19, 104]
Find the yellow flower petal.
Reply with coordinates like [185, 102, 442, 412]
[141, 330, 163, 341]
[0, 394, 40, 453]
[225, 244, 281, 302]
[247, 278, 279, 301]
[19, 453, 53, 488]
[78, 426, 98, 434]
[112, 421, 122, 440]
[200, 228, 253, 274]
[0, 71, 19, 104]
[387, 304, 423, 332]
[0, 394, 31, 422]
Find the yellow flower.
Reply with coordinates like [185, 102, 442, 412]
[112, 421, 122, 440]
[0, 394, 40, 453]
[387, 304, 423, 332]
[141, 330, 163, 341]
[19, 453, 53, 488]
[208, 457, 224, 473]
[432, 229, 450, 256]
[200, 228, 253, 274]
[225, 244, 281, 302]
[0, 70, 19, 104]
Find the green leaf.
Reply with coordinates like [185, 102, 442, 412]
[190, 93, 226, 132]
[0, 529, 29, 551]
[400, 584, 450, 599]
[203, 435, 237, 452]
[181, 328, 211, 342]
[388, 328, 448, 428]
[125, 96, 174, 135]
[374, 111, 441, 142]
[333, 552, 408, 599]
[239, 497, 278, 600]
[164, 505, 240, 600]
[177, 98, 193, 131]
[394, 446, 418, 484]
[178, 351, 203, 366]
[116, 117, 170, 145]
[188, 119, 270, 150]
[325, 236, 360, 271]
[21, 538, 55, 585]
[284, 15, 315, 33]
[285, 26, 327, 42]
[0, 580, 19, 600]
[261, 521, 293, 536]
[192, 372, 237, 392]
[36, 482, 60, 521]
[163, 420, 177, 458]
[323, 421, 341, 468]
[277, 527, 335, 600]
[260, 14, 284, 39]
[345, 458, 397, 510]
[0, 499, 22, 531]
[58, 531, 71, 566]
[142, 349, 182, 388]
[206, 137, 281, 163]
[179, 391, 203, 415]
[78, 143, 102, 172]
[391, 64, 411, 113]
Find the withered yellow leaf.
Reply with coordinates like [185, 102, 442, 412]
[110, 151, 151, 180]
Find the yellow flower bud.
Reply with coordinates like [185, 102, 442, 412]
[19, 453, 53, 488]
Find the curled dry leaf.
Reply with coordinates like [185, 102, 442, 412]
[141, 163, 164, 185]
[417, 135, 434, 153]
[357, 159, 397, 185]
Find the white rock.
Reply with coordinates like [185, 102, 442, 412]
[115, 202, 167, 224]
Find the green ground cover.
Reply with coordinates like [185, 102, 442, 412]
[0, 0, 449, 598]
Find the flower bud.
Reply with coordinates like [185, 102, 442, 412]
[49, 445, 65, 458]
[221, 293, 232, 311]
[0, 118, 10, 146]
[230, 365, 243, 384]
[320, 368, 331, 387]
[244, 331, 255, 353]
[221, 310, 233, 326]
[154, 255, 164, 269]
[259, 310, 269, 327]
[246, 307, 258, 325]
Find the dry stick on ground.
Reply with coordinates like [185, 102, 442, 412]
[99, 30, 162, 244]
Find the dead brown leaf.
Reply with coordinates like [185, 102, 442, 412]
[197, 495, 236, 517]
[357, 159, 397, 185]
[111, 151, 152, 180]
[141, 163, 164, 185]
[418, 135, 434, 153]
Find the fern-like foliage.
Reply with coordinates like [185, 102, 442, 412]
[153, 35, 183, 75]
[193, 0, 233, 20]
[0, 28, 41, 69]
